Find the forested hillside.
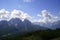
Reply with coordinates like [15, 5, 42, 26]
[1, 28, 60, 40]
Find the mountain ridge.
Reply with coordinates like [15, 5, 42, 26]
[0, 18, 48, 37]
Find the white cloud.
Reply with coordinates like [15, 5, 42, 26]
[23, 0, 33, 2]
[11, 9, 32, 21]
[0, 9, 32, 21]
[0, 9, 59, 23]
[0, 9, 10, 20]
[11, 9, 23, 18]
[36, 10, 59, 23]
[20, 13, 32, 20]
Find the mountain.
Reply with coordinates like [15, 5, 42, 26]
[0, 20, 9, 35]
[52, 20, 60, 29]
[23, 19, 34, 32]
[23, 19, 48, 32]
[9, 18, 47, 32]
[0, 18, 48, 37]
[9, 18, 22, 26]
[0, 20, 19, 37]
[33, 20, 60, 29]
[34, 22, 52, 28]
[9, 18, 23, 31]
[0, 20, 8, 28]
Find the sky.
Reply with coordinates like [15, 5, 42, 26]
[0, 0, 60, 23]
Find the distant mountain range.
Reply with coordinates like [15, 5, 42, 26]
[34, 20, 60, 29]
[0, 18, 60, 38]
[0, 18, 48, 37]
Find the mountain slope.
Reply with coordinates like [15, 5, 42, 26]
[34, 20, 60, 29]
[0, 18, 48, 37]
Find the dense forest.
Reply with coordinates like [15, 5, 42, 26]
[0, 28, 60, 40]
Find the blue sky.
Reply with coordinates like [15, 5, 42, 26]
[0, 0, 60, 15]
[0, 0, 60, 22]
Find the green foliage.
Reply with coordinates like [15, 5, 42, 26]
[51, 37, 60, 40]
[1, 28, 60, 40]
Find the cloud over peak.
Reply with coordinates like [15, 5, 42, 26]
[0, 9, 10, 20]
[0, 9, 59, 23]
[0, 9, 31, 21]
[11, 9, 32, 21]
[37, 10, 59, 23]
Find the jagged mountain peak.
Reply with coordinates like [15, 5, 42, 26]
[23, 19, 31, 24]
